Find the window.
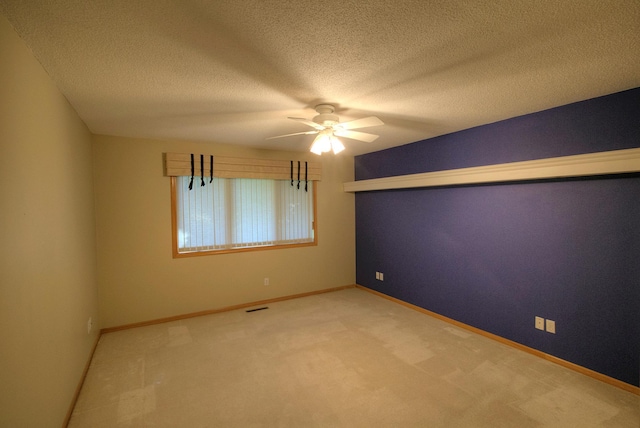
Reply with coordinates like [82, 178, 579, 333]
[171, 176, 316, 256]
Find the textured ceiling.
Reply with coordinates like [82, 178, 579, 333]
[2, 0, 639, 155]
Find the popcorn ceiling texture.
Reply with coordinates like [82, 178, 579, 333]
[1, 0, 639, 154]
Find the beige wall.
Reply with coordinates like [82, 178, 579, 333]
[0, 15, 100, 427]
[0, 11, 355, 424]
[93, 136, 355, 328]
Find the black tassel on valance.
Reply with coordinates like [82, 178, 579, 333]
[187, 154, 212, 190]
[186, 155, 310, 192]
[200, 154, 205, 187]
[288, 160, 309, 192]
[188, 153, 195, 190]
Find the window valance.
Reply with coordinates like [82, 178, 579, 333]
[164, 153, 322, 181]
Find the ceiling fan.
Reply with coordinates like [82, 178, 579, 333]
[267, 104, 384, 154]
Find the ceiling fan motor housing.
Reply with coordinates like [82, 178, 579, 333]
[313, 104, 339, 126]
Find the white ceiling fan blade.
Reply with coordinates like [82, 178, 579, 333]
[336, 116, 384, 130]
[266, 130, 318, 140]
[288, 117, 325, 130]
[334, 129, 379, 143]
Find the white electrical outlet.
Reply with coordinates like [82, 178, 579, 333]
[535, 316, 544, 330]
[87, 317, 92, 334]
[379, 272, 384, 281]
[546, 319, 556, 334]
[264, 277, 270, 286]
[375, 272, 380, 280]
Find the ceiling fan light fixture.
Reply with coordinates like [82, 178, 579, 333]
[310, 140, 323, 155]
[310, 132, 332, 155]
[330, 136, 345, 154]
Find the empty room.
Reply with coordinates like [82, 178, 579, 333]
[1, 1, 638, 427]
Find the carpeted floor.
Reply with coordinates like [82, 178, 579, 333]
[69, 288, 639, 427]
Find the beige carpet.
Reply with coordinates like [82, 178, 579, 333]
[69, 288, 639, 427]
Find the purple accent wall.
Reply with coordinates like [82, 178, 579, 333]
[355, 88, 640, 387]
[356, 88, 640, 180]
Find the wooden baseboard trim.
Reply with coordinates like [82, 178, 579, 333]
[65, 285, 352, 425]
[63, 333, 101, 427]
[356, 285, 639, 396]
[101, 285, 356, 334]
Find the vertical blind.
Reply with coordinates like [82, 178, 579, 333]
[176, 176, 314, 253]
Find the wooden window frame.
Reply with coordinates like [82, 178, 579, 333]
[170, 177, 318, 258]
